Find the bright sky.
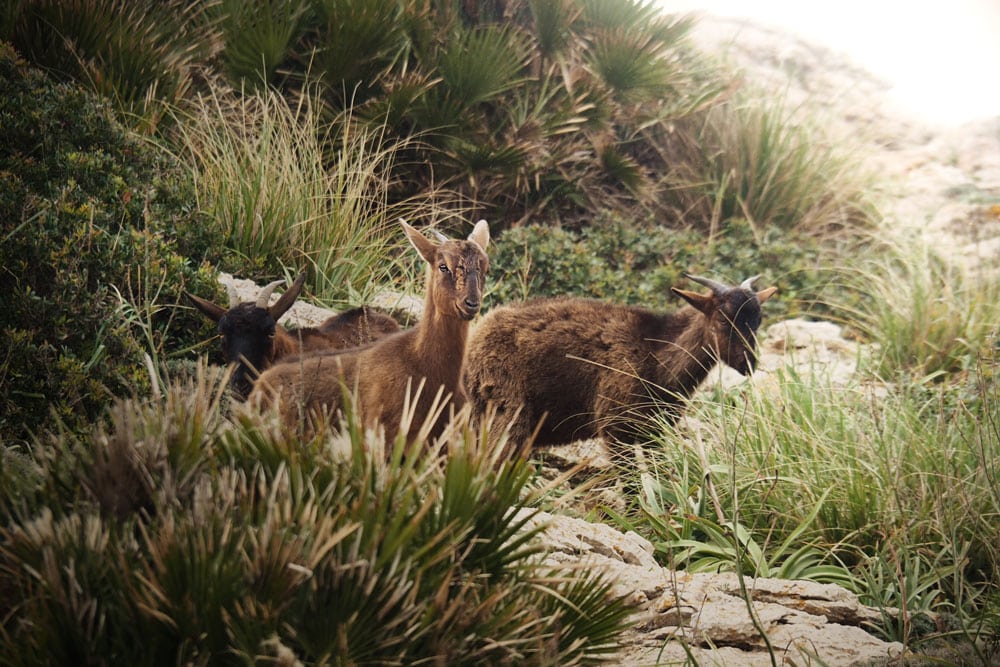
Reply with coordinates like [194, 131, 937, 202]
[663, 0, 1000, 126]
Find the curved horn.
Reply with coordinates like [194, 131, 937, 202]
[255, 280, 286, 309]
[740, 275, 760, 291]
[227, 283, 242, 308]
[268, 271, 307, 320]
[683, 273, 728, 294]
[430, 228, 449, 243]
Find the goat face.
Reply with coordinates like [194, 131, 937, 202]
[672, 274, 778, 376]
[403, 220, 491, 321]
[186, 272, 306, 397]
[713, 288, 766, 375]
[217, 304, 278, 395]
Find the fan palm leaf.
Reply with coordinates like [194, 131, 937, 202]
[436, 23, 532, 107]
[308, 0, 407, 103]
[211, 0, 308, 88]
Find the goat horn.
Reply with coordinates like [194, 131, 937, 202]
[684, 273, 728, 294]
[430, 228, 449, 243]
[268, 271, 307, 320]
[227, 283, 242, 308]
[740, 275, 761, 290]
[255, 280, 285, 308]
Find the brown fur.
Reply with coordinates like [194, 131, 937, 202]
[463, 275, 777, 451]
[250, 220, 491, 445]
[186, 273, 400, 399]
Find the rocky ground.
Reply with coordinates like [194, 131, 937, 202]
[220, 16, 1000, 666]
[687, 16, 1000, 272]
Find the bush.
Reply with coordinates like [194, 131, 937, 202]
[486, 212, 826, 320]
[0, 44, 218, 444]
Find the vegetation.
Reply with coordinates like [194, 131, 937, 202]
[607, 240, 1000, 661]
[2, 0, 997, 662]
[486, 212, 830, 320]
[0, 44, 217, 444]
[3, 0, 873, 235]
[0, 364, 632, 664]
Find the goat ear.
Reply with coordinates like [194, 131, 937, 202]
[756, 286, 778, 303]
[467, 219, 490, 251]
[185, 292, 227, 322]
[269, 271, 307, 320]
[401, 219, 439, 264]
[671, 287, 714, 314]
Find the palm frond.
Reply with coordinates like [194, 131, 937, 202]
[528, 0, 578, 61]
[212, 0, 308, 88]
[309, 0, 406, 102]
[10, 0, 211, 131]
[437, 24, 532, 107]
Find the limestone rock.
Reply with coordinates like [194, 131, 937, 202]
[529, 511, 903, 666]
[217, 272, 336, 328]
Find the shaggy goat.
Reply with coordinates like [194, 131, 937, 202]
[186, 272, 400, 398]
[463, 274, 777, 450]
[250, 219, 490, 444]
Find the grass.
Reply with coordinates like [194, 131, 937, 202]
[661, 94, 879, 238]
[834, 232, 1000, 380]
[167, 84, 461, 308]
[606, 232, 1000, 659]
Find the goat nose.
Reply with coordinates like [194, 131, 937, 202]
[465, 298, 480, 310]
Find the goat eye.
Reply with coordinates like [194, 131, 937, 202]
[439, 264, 450, 274]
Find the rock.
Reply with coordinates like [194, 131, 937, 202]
[216, 274, 424, 327]
[518, 508, 659, 569]
[217, 272, 337, 328]
[528, 511, 903, 666]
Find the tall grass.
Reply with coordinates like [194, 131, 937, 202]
[664, 95, 879, 237]
[621, 364, 999, 651]
[169, 85, 454, 307]
[613, 235, 1000, 655]
[833, 233, 1000, 380]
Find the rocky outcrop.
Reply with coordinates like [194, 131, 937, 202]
[218, 272, 422, 327]
[524, 508, 903, 666]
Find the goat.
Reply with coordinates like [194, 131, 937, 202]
[250, 219, 490, 445]
[186, 272, 400, 399]
[462, 274, 777, 451]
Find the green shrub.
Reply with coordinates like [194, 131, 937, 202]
[0, 44, 218, 444]
[487, 212, 826, 319]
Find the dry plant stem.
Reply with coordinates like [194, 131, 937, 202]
[720, 397, 779, 666]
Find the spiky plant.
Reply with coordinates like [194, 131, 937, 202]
[662, 95, 878, 235]
[834, 234, 1000, 379]
[209, 0, 308, 89]
[0, 364, 633, 665]
[305, 0, 408, 106]
[168, 84, 451, 305]
[6, 0, 211, 132]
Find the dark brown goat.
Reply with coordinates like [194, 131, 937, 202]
[463, 274, 777, 451]
[250, 220, 490, 445]
[186, 272, 400, 398]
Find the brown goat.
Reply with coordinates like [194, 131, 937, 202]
[250, 219, 491, 444]
[186, 272, 400, 399]
[463, 274, 777, 451]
